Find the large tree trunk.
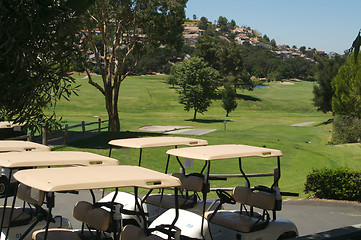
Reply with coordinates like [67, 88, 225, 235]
[193, 109, 197, 121]
[105, 86, 121, 132]
[108, 111, 120, 132]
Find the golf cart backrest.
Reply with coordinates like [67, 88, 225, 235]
[144, 172, 203, 210]
[0, 184, 40, 229]
[171, 173, 203, 192]
[32, 201, 112, 240]
[73, 201, 111, 232]
[17, 183, 45, 206]
[120, 225, 163, 240]
[232, 186, 275, 210]
[205, 187, 276, 234]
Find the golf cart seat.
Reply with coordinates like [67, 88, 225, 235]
[32, 201, 111, 240]
[205, 186, 276, 233]
[120, 225, 163, 240]
[0, 183, 45, 228]
[144, 173, 203, 209]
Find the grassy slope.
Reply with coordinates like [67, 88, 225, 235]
[51, 74, 361, 197]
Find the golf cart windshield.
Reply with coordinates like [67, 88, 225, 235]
[0, 141, 50, 152]
[0, 151, 119, 168]
[13, 165, 181, 192]
[109, 136, 208, 149]
[166, 144, 283, 160]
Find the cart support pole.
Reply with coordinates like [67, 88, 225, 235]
[0, 169, 13, 235]
[5, 182, 19, 240]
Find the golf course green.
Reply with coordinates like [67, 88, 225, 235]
[52, 74, 361, 198]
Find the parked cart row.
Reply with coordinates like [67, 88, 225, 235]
[0, 138, 299, 240]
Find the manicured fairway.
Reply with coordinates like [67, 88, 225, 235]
[52, 74, 361, 198]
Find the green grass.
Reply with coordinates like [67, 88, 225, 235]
[50, 74, 361, 198]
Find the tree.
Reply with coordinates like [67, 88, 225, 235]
[170, 57, 220, 120]
[229, 19, 237, 30]
[332, 53, 361, 118]
[194, 31, 219, 69]
[217, 40, 253, 90]
[0, 0, 89, 131]
[270, 39, 277, 47]
[198, 16, 210, 30]
[346, 29, 360, 62]
[79, 0, 186, 131]
[217, 16, 229, 33]
[313, 55, 345, 113]
[221, 84, 237, 117]
[195, 36, 253, 91]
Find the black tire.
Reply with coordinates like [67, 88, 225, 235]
[0, 175, 8, 195]
[277, 231, 298, 240]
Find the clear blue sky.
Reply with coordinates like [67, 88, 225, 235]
[185, 0, 361, 54]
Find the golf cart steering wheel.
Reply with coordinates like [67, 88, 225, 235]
[216, 189, 236, 205]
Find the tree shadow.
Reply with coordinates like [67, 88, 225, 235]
[315, 118, 334, 126]
[236, 93, 261, 102]
[65, 131, 165, 149]
[185, 119, 233, 124]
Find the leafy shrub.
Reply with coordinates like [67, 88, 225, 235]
[331, 115, 361, 144]
[304, 168, 361, 202]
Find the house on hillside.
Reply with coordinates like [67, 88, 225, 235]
[183, 25, 204, 47]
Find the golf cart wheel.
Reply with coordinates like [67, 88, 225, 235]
[277, 231, 298, 240]
[0, 175, 8, 196]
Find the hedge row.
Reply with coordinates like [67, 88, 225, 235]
[304, 168, 361, 202]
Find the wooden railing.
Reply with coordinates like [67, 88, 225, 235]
[42, 118, 109, 145]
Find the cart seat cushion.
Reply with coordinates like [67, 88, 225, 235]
[17, 183, 45, 206]
[232, 186, 276, 210]
[0, 207, 33, 228]
[73, 201, 92, 222]
[144, 194, 194, 209]
[120, 225, 163, 240]
[205, 210, 266, 233]
[32, 229, 81, 240]
[72, 201, 110, 232]
[171, 173, 203, 192]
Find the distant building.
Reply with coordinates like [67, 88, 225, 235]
[182, 25, 204, 47]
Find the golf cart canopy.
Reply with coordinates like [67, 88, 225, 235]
[13, 165, 181, 192]
[108, 136, 208, 149]
[0, 151, 119, 168]
[166, 144, 283, 161]
[0, 140, 50, 152]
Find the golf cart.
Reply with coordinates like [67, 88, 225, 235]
[0, 141, 50, 153]
[13, 165, 183, 240]
[103, 136, 211, 222]
[149, 144, 298, 240]
[0, 151, 119, 240]
[108, 136, 208, 166]
[0, 141, 50, 196]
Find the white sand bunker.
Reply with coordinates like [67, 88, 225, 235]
[138, 125, 216, 136]
[138, 125, 192, 132]
[292, 121, 317, 127]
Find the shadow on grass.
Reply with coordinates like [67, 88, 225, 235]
[61, 131, 164, 149]
[185, 119, 233, 123]
[315, 118, 334, 126]
[237, 94, 261, 102]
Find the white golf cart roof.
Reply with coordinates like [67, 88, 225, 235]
[0, 151, 119, 168]
[14, 165, 181, 192]
[108, 136, 208, 149]
[0, 140, 50, 152]
[166, 144, 283, 161]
